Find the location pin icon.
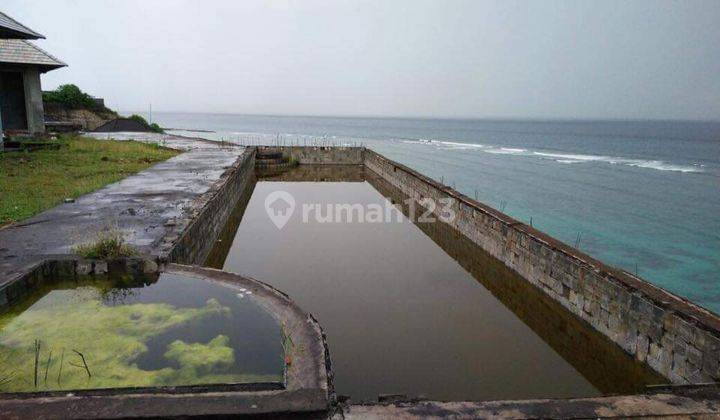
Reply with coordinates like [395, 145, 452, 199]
[264, 190, 296, 230]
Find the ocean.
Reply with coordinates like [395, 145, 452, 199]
[145, 113, 720, 313]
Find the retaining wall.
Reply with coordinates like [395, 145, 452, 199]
[0, 257, 159, 312]
[266, 146, 364, 165]
[364, 149, 720, 384]
[166, 148, 256, 265]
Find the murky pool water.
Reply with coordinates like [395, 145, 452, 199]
[210, 165, 663, 402]
[0, 272, 283, 392]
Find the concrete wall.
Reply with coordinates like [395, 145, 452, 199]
[364, 149, 720, 384]
[0, 257, 159, 311]
[167, 148, 256, 265]
[268, 146, 364, 165]
[22, 69, 45, 133]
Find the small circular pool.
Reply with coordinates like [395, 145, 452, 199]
[0, 271, 285, 392]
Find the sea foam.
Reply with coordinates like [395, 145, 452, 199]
[404, 139, 704, 174]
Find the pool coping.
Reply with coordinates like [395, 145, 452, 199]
[339, 384, 720, 419]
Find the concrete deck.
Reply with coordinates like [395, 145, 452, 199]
[339, 385, 720, 419]
[0, 134, 243, 287]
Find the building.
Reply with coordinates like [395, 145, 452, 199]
[0, 11, 66, 136]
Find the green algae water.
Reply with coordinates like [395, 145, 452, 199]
[0, 273, 283, 392]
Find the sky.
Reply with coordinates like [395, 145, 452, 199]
[3, 0, 720, 120]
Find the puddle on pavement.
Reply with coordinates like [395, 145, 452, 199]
[208, 165, 663, 402]
[0, 272, 284, 392]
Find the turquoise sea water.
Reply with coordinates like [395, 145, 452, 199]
[149, 113, 720, 313]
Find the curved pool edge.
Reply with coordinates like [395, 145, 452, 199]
[0, 262, 332, 419]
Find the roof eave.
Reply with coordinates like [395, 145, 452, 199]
[0, 61, 67, 72]
[0, 28, 44, 39]
[0, 11, 46, 39]
[38, 63, 67, 73]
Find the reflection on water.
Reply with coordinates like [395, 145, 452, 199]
[0, 272, 283, 392]
[366, 172, 665, 394]
[257, 164, 366, 183]
[209, 165, 663, 402]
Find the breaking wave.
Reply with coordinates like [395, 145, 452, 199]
[403, 139, 488, 149]
[485, 147, 527, 154]
[402, 139, 705, 173]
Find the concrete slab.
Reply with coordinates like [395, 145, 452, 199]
[85, 131, 229, 151]
[0, 135, 243, 286]
[340, 385, 720, 419]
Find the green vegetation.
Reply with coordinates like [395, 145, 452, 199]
[282, 155, 299, 166]
[0, 136, 179, 226]
[73, 229, 137, 259]
[42, 84, 114, 114]
[164, 335, 235, 375]
[129, 114, 164, 134]
[0, 288, 276, 391]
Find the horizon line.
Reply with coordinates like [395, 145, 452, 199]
[119, 110, 720, 124]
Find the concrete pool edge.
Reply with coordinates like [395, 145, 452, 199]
[160, 147, 257, 265]
[338, 384, 720, 419]
[164, 264, 332, 396]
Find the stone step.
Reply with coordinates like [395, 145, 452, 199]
[256, 151, 284, 160]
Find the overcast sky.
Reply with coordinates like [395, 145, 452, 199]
[4, 0, 720, 120]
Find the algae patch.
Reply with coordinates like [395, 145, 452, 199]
[0, 286, 274, 392]
[165, 335, 235, 375]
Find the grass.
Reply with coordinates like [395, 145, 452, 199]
[73, 229, 137, 259]
[0, 136, 179, 226]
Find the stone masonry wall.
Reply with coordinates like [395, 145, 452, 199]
[269, 146, 364, 165]
[166, 148, 256, 265]
[364, 149, 720, 384]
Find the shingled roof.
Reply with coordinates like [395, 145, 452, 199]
[0, 11, 44, 39]
[0, 39, 66, 71]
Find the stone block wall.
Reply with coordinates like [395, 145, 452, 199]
[167, 148, 256, 265]
[0, 257, 159, 311]
[364, 149, 720, 384]
[268, 146, 364, 165]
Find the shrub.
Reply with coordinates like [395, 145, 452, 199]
[43, 84, 98, 110]
[129, 114, 164, 134]
[74, 229, 137, 259]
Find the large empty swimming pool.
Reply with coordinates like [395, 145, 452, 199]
[208, 165, 662, 402]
